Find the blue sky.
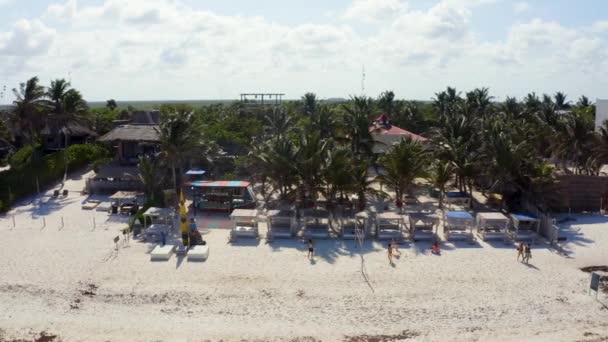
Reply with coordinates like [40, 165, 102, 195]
[1, 0, 607, 102]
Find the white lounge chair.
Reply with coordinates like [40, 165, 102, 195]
[150, 244, 175, 261]
[187, 245, 209, 261]
[81, 200, 101, 210]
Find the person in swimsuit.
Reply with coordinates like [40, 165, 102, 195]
[431, 240, 440, 255]
[388, 243, 394, 265]
[307, 239, 314, 260]
[522, 243, 532, 264]
[391, 238, 401, 256]
[516, 242, 524, 261]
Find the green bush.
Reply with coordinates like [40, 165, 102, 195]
[0, 143, 109, 213]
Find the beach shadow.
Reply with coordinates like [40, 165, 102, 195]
[230, 238, 261, 247]
[441, 239, 482, 250]
[27, 198, 79, 217]
[175, 254, 186, 269]
[484, 239, 518, 249]
[522, 262, 539, 270]
[309, 258, 316, 265]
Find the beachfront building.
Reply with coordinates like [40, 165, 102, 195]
[40, 121, 98, 151]
[98, 124, 160, 165]
[369, 114, 427, 154]
[190, 180, 256, 212]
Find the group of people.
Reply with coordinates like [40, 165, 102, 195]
[517, 242, 532, 263]
[387, 239, 441, 265]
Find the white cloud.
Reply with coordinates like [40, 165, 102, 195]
[0, 19, 55, 57]
[0, 0, 606, 102]
[343, 0, 408, 23]
[513, 1, 530, 13]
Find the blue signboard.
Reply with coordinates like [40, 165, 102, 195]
[590, 272, 600, 292]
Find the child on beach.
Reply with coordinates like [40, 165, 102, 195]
[522, 243, 532, 263]
[516, 242, 524, 261]
[431, 241, 441, 255]
[391, 238, 401, 256]
[388, 243, 394, 264]
[307, 239, 314, 260]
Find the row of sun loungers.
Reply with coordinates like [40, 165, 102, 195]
[150, 244, 209, 261]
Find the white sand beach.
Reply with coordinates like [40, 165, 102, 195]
[0, 173, 607, 341]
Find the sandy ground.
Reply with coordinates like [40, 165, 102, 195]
[0, 172, 607, 341]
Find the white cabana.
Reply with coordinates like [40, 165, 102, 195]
[509, 213, 540, 243]
[229, 209, 259, 240]
[475, 212, 509, 241]
[143, 207, 174, 225]
[267, 209, 296, 239]
[409, 213, 440, 241]
[375, 212, 407, 240]
[445, 192, 470, 209]
[340, 211, 368, 239]
[443, 211, 474, 241]
[303, 208, 330, 239]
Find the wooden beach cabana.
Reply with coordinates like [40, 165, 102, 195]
[509, 213, 540, 243]
[303, 208, 330, 239]
[409, 213, 440, 241]
[229, 209, 259, 240]
[375, 212, 407, 240]
[445, 191, 470, 209]
[443, 211, 474, 241]
[266, 209, 296, 239]
[475, 212, 509, 241]
[340, 211, 368, 239]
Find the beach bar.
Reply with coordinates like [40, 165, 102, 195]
[443, 211, 474, 241]
[190, 180, 256, 212]
[229, 209, 259, 240]
[475, 212, 509, 241]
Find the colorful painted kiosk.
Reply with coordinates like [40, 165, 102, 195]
[509, 213, 540, 243]
[409, 213, 440, 241]
[445, 192, 471, 209]
[303, 208, 330, 239]
[190, 180, 256, 212]
[475, 212, 509, 241]
[340, 211, 368, 239]
[443, 211, 474, 241]
[267, 209, 296, 239]
[375, 212, 407, 240]
[229, 209, 259, 240]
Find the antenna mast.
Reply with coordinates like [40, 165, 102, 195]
[361, 65, 366, 96]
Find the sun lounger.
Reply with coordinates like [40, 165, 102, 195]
[150, 244, 175, 261]
[187, 245, 209, 261]
[81, 200, 101, 210]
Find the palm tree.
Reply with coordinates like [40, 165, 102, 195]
[377, 137, 428, 208]
[341, 96, 375, 158]
[554, 92, 570, 110]
[378, 90, 396, 117]
[322, 146, 354, 205]
[351, 159, 384, 212]
[554, 112, 596, 174]
[138, 155, 164, 201]
[158, 107, 205, 192]
[294, 132, 329, 205]
[11, 76, 48, 145]
[576, 96, 592, 108]
[249, 136, 298, 200]
[428, 160, 454, 208]
[302, 92, 318, 116]
[47, 79, 71, 114]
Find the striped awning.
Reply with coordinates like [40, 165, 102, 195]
[190, 180, 251, 188]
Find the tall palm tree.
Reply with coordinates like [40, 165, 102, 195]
[554, 92, 570, 110]
[576, 96, 592, 108]
[377, 137, 428, 207]
[341, 96, 375, 158]
[322, 146, 354, 204]
[302, 92, 318, 116]
[250, 136, 298, 200]
[158, 107, 205, 192]
[428, 160, 454, 209]
[294, 132, 329, 205]
[47, 79, 71, 114]
[378, 90, 396, 116]
[138, 155, 164, 201]
[554, 112, 596, 174]
[106, 99, 118, 111]
[11, 76, 48, 145]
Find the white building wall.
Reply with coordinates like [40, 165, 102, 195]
[596, 99, 608, 129]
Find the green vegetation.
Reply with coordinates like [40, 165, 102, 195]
[0, 144, 108, 212]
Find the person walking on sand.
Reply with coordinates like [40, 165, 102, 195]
[307, 239, 314, 260]
[388, 243, 394, 265]
[431, 240, 441, 255]
[522, 243, 532, 264]
[516, 242, 524, 261]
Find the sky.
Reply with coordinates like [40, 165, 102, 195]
[0, 0, 608, 103]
